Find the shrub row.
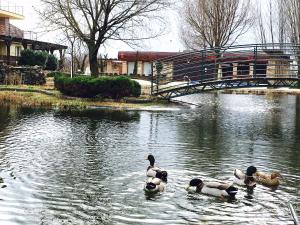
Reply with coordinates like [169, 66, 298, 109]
[19, 49, 58, 71]
[54, 73, 141, 99]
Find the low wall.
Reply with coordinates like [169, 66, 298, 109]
[0, 65, 46, 85]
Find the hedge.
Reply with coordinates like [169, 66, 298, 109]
[19, 49, 58, 71]
[54, 74, 141, 99]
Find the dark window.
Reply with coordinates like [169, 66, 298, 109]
[255, 62, 267, 77]
[237, 63, 249, 76]
[222, 63, 233, 78]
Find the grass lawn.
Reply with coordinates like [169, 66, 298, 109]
[0, 80, 158, 110]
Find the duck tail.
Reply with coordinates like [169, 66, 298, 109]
[234, 169, 240, 179]
[226, 186, 238, 198]
[161, 171, 168, 182]
[145, 182, 157, 190]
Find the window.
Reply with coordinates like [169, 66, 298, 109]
[15, 46, 21, 57]
[128, 62, 135, 74]
[237, 63, 249, 76]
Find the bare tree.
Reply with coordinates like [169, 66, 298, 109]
[180, 0, 254, 50]
[37, 0, 169, 76]
[282, 0, 300, 45]
[60, 29, 89, 75]
[73, 40, 88, 74]
[99, 53, 108, 74]
[255, 0, 287, 46]
[282, 0, 300, 76]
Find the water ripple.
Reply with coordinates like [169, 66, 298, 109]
[0, 94, 300, 224]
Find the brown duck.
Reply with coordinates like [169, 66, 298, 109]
[254, 171, 282, 186]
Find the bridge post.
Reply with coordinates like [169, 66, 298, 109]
[156, 67, 159, 94]
[151, 62, 154, 95]
[201, 50, 205, 81]
[253, 46, 258, 78]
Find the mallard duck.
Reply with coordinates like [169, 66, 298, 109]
[187, 178, 238, 198]
[146, 154, 168, 182]
[233, 166, 257, 187]
[254, 171, 282, 186]
[144, 171, 166, 193]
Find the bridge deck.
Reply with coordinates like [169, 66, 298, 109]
[153, 77, 300, 99]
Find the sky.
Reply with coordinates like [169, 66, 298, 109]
[6, 0, 184, 58]
[6, 0, 264, 58]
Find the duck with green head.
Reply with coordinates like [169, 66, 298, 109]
[234, 166, 257, 188]
[146, 154, 168, 182]
[187, 178, 238, 198]
[144, 171, 166, 193]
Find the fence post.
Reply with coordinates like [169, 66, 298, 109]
[253, 45, 258, 78]
[151, 62, 154, 95]
[201, 50, 205, 81]
[156, 68, 159, 94]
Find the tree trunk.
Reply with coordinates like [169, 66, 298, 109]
[80, 55, 88, 73]
[88, 44, 99, 77]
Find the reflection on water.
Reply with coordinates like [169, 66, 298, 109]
[0, 93, 300, 224]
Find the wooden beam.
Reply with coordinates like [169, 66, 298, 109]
[4, 39, 12, 65]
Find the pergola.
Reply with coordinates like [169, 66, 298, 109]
[0, 34, 68, 65]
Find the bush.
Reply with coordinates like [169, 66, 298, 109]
[47, 71, 61, 77]
[54, 74, 141, 99]
[45, 54, 58, 71]
[131, 80, 141, 97]
[156, 61, 163, 74]
[34, 51, 48, 68]
[19, 49, 36, 66]
[19, 49, 58, 70]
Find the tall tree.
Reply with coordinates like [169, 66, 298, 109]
[282, 0, 300, 45]
[283, 0, 300, 77]
[180, 0, 254, 50]
[256, 0, 287, 46]
[37, 0, 169, 76]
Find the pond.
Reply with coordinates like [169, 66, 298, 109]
[0, 93, 299, 224]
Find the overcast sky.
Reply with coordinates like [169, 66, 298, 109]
[7, 0, 263, 58]
[7, 0, 184, 58]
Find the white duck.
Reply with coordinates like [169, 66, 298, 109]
[187, 178, 238, 198]
[146, 154, 168, 182]
[233, 166, 257, 187]
[144, 171, 166, 193]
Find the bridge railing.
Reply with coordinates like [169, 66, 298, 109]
[151, 43, 300, 95]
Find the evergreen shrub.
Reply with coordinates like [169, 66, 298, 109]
[54, 74, 141, 99]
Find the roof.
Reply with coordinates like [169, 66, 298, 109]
[0, 35, 68, 51]
[0, 9, 24, 20]
[118, 51, 179, 62]
[118, 50, 293, 63]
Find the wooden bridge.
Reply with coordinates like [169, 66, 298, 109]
[150, 43, 300, 99]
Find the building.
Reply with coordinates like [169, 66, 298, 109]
[83, 50, 292, 79]
[84, 58, 124, 75]
[0, 2, 67, 65]
[118, 51, 178, 76]
[118, 50, 293, 81]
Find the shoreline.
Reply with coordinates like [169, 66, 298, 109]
[220, 87, 300, 95]
[1, 86, 300, 111]
[0, 86, 161, 111]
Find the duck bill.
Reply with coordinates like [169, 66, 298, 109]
[185, 185, 191, 190]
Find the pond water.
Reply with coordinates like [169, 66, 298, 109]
[0, 93, 300, 225]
